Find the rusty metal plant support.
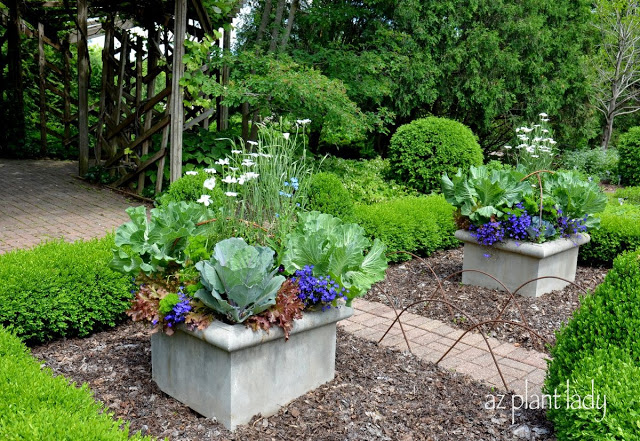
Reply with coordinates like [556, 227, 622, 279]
[375, 251, 588, 392]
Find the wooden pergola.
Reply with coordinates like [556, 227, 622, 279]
[1, 0, 229, 194]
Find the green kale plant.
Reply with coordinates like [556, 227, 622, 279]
[282, 211, 388, 305]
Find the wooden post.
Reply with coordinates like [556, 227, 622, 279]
[219, 25, 231, 131]
[7, 0, 25, 143]
[37, 22, 47, 155]
[138, 29, 157, 194]
[77, 0, 90, 175]
[62, 39, 72, 146]
[170, 0, 187, 183]
[95, 22, 113, 162]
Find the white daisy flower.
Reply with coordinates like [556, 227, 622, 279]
[185, 171, 198, 176]
[197, 194, 212, 206]
[203, 178, 216, 190]
[216, 158, 230, 166]
[222, 175, 237, 184]
[204, 168, 217, 174]
[225, 192, 238, 197]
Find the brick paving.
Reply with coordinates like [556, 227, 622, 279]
[0, 159, 550, 400]
[0, 159, 140, 254]
[341, 298, 549, 399]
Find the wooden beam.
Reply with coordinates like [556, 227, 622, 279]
[38, 22, 47, 155]
[106, 85, 171, 140]
[7, 0, 25, 142]
[169, 0, 187, 183]
[183, 107, 215, 131]
[77, 0, 89, 175]
[111, 148, 167, 188]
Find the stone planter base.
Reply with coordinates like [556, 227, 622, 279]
[151, 306, 353, 430]
[455, 230, 590, 297]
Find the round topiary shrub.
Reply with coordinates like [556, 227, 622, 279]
[157, 170, 224, 208]
[618, 126, 640, 186]
[388, 117, 483, 193]
[306, 172, 354, 221]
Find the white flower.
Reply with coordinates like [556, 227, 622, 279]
[283, 133, 290, 140]
[296, 118, 312, 125]
[259, 153, 272, 158]
[531, 154, 539, 158]
[249, 153, 260, 158]
[197, 194, 212, 206]
[204, 168, 217, 174]
[522, 127, 534, 133]
[539, 112, 548, 118]
[517, 134, 529, 140]
[247, 140, 258, 146]
[203, 178, 216, 190]
[517, 144, 528, 149]
[542, 129, 549, 134]
[225, 192, 238, 197]
[185, 171, 198, 176]
[237, 176, 246, 185]
[534, 137, 543, 142]
[216, 158, 230, 166]
[228, 167, 239, 172]
[244, 172, 259, 180]
[241, 159, 255, 167]
[541, 118, 550, 122]
[549, 139, 557, 145]
[231, 150, 242, 154]
[503, 145, 513, 149]
[222, 175, 237, 184]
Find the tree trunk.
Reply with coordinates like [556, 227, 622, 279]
[268, 0, 286, 52]
[255, 0, 273, 48]
[279, 0, 299, 52]
[601, 114, 615, 150]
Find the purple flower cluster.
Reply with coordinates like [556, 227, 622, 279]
[469, 221, 504, 246]
[164, 288, 192, 328]
[292, 265, 347, 310]
[505, 207, 533, 241]
[557, 214, 588, 238]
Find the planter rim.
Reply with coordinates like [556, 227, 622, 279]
[454, 229, 590, 259]
[177, 306, 353, 352]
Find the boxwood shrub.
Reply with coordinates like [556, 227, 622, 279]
[0, 236, 135, 344]
[156, 169, 224, 208]
[579, 202, 640, 266]
[0, 326, 154, 440]
[613, 186, 640, 205]
[306, 172, 354, 221]
[547, 347, 640, 441]
[618, 126, 640, 186]
[353, 195, 458, 262]
[546, 248, 640, 395]
[388, 117, 483, 194]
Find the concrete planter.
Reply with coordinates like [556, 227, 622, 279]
[455, 229, 590, 297]
[151, 306, 353, 430]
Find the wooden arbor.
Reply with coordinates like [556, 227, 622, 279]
[1, 0, 222, 194]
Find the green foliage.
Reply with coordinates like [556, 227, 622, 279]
[614, 186, 640, 205]
[389, 117, 484, 194]
[0, 327, 154, 440]
[561, 147, 620, 183]
[352, 195, 458, 263]
[306, 172, 354, 221]
[181, 128, 231, 169]
[110, 203, 214, 276]
[282, 211, 388, 305]
[158, 293, 180, 315]
[156, 170, 224, 208]
[618, 127, 640, 185]
[542, 170, 608, 227]
[546, 248, 640, 395]
[547, 347, 640, 441]
[0, 236, 134, 344]
[580, 202, 640, 266]
[194, 238, 284, 323]
[441, 165, 532, 225]
[318, 157, 416, 204]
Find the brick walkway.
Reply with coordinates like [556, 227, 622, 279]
[0, 159, 549, 398]
[340, 299, 548, 398]
[0, 159, 138, 253]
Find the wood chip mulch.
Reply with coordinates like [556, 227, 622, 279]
[30, 320, 554, 440]
[365, 248, 608, 353]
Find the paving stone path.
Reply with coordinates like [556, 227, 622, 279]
[0, 159, 138, 253]
[0, 159, 548, 399]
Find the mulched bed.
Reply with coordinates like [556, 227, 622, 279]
[30, 320, 554, 440]
[365, 248, 608, 353]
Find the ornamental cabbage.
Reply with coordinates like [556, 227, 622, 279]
[194, 238, 284, 323]
[282, 211, 388, 306]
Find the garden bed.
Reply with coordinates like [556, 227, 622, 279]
[365, 248, 608, 353]
[31, 320, 553, 440]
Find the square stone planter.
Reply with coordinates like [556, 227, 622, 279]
[151, 306, 353, 430]
[455, 229, 590, 297]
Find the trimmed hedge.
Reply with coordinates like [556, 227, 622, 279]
[618, 126, 640, 186]
[0, 326, 154, 440]
[307, 172, 354, 221]
[545, 249, 640, 440]
[579, 202, 640, 266]
[547, 347, 640, 441]
[388, 117, 483, 194]
[546, 248, 640, 394]
[613, 186, 640, 205]
[353, 195, 458, 262]
[0, 236, 135, 344]
[156, 169, 224, 208]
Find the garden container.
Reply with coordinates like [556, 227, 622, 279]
[151, 306, 353, 430]
[455, 229, 590, 297]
